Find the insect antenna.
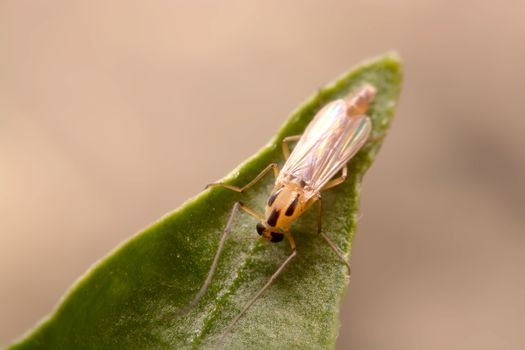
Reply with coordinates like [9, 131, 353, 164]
[238, 236, 260, 242]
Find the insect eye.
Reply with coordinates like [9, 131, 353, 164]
[270, 232, 284, 243]
[256, 222, 265, 236]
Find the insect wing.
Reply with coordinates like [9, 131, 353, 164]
[281, 99, 371, 191]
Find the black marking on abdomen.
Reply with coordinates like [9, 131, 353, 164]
[285, 195, 299, 216]
[267, 209, 280, 227]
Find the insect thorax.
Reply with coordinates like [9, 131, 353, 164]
[264, 175, 318, 230]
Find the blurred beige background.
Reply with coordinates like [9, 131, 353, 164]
[1, 1, 524, 349]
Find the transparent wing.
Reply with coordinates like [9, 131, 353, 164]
[280, 99, 371, 191]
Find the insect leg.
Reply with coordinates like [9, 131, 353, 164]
[177, 202, 264, 316]
[205, 163, 280, 193]
[316, 198, 351, 272]
[320, 165, 348, 191]
[216, 233, 297, 347]
[281, 134, 301, 160]
[238, 201, 265, 221]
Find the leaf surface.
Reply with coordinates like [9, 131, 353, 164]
[9, 54, 402, 350]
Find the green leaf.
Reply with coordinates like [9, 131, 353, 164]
[8, 53, 402, 350]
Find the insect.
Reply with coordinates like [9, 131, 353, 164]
[182, 85, 376, 345]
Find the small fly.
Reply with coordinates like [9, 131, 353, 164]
[181, 85, 377, 345]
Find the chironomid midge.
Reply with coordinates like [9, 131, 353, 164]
[180, 85, 377, 346]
